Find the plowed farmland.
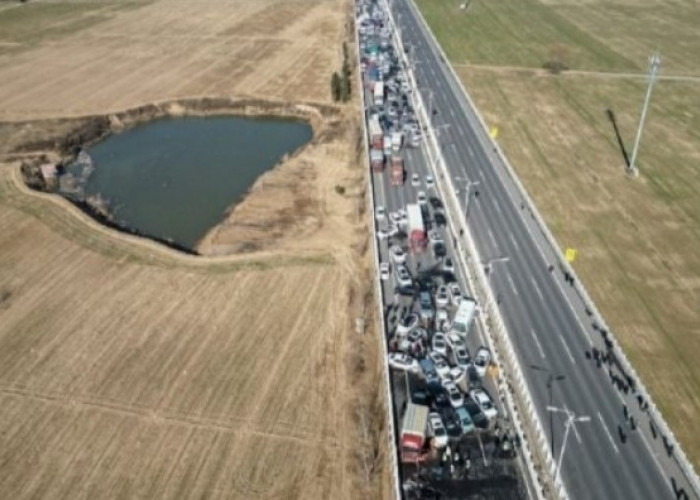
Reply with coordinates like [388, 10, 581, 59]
[0, 0, 346, 120]
[0, 0, 390, 498]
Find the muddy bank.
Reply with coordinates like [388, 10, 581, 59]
[5, 97, 349, 256]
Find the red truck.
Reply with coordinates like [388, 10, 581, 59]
[390, 155, 404, 186]
[401, 402, 430, 463]
[407, 203, 427, 253]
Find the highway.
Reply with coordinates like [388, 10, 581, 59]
[359, 5, 532, 494]
[387, 0, 692, 498]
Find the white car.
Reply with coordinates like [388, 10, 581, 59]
[395, 208, 408, 228]
[442, 257, 455, 274]
[377, 228, 390, 240]
[411, 173, 420, 187]
[388, 353, 420, 373]
[389, 211, 402, 225]
[453, 346, 471, 370]
[431, 332, 448, 358]
[429, 352, 451, 379]
[389, 245, 407, 264]
[386, 224, 399, 238]
[396, 312, 419, 336]
[435, 285, 449, 308]
[428, 229, 442, 245]
[449, 283, 462, 306]
[395, 264, 412, 288]
[426, 175, 435, 189]
[435, 308, 450, 331]
[428, 412, 449, 448]
[473, 347, 491, 378]
[379, 262, 390, 280]
[444, 381, 464, 408]
[470, 388, 498, 420]
[417, 191, 427, 205]
[375, 206, 385, 221]
[446, 333, 466, 350]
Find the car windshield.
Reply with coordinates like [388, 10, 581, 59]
[476, 358, 485, 366]
[434, 426, 446, 436]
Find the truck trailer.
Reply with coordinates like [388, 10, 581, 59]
[390, 155, 404, 186]
[406, 203, 427, 253]
[370, 149, 384, 172]
[368, 115, 383, 150]
[373, 81, 384, 106]
[400, 402, 430, 463]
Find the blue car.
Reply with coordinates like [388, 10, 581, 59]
[455, 406, 475, 435]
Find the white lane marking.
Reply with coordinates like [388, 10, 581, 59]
[477, 169, 485, 181]
[492, 197, 503, 215]
[529, 329, 545, 359]
[487, 228, 498, 249]
[514, 200, 594, 346]
[530, 276, 544, 301]
[598, 412, 620, 454]
[558, 333, 576, 364]
[450, 108, 456, 119]
[509, 232, 520, 251]
[564, 404, 582, 444]
[468, 146, 475, 158]
[506, 272, 519, 296]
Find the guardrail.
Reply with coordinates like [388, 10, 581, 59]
[383, 0, 562, 498]
[401, 0, 700, 496]
[351, 3, 403, 499]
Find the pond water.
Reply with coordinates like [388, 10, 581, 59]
[64, 115, 312, 250]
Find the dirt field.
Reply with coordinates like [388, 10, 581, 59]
[0, 0, 391, 498]
[417, 0, 700, 469]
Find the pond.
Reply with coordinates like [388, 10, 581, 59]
[62, 115, 312, 250]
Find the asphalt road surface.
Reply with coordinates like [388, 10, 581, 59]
[387, 0, 693, 498]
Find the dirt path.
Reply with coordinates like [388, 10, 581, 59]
[455, 62, 700, 82]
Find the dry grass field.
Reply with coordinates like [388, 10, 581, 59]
[418, 0, 700, 468]
[0, 0, 348, 120]
[0, 0, 391, 498]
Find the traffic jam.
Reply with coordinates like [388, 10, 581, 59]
[356, 0, 526, 497]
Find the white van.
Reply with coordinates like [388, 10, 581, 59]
[450, 298, 477, 337]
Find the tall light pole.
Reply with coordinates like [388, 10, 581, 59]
[455, 177, 480, 219]
[483, 256, 509, 287]
[629, 52, 661, 175]
[547, 406, 591, 489]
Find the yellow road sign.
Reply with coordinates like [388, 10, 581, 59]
[565, 248, 577, 262]
[489, 126, 499, 139]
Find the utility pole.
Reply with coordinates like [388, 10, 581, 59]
[547, 406, 591, 489]
[629, 52, 661, 176]
[455, 177, 479, 219]
[483, 256, 509, 287]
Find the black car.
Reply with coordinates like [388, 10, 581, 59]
[434, 211, 446, 227]
[432, 242, 447, 258]
[440, 408, 463, 441]
[464, 397, 488, 429]
[429, 197, 443, 209]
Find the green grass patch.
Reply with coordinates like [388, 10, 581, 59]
[415, 0, 635, 70]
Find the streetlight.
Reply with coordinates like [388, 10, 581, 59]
[455, 177, 480, 219]
[547, 406, 591, 489]
[483, 256, 509, 287]
[629, 52, 661, 175]
[419, 87, 434, 117]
